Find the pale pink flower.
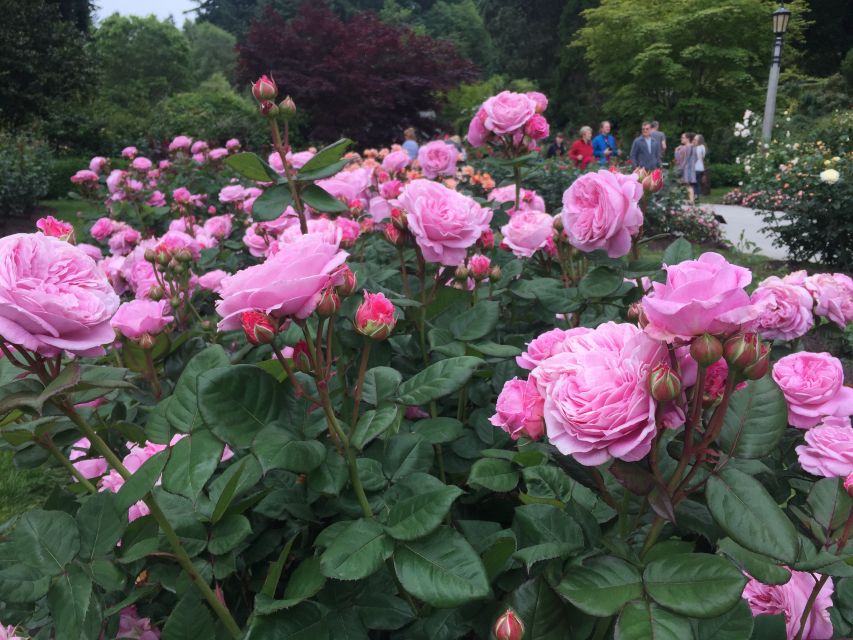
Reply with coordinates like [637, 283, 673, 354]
[121, 146, 138, 159]
[772, 352, 853, 428]
[500, 210, 554, 258]
[805, 273, 853, 329]
[382, 150, 410, 174]
[796, 416, 853, 477]
[198, 269, 228, 293]
[110, 300, 173, 340]
[131, 157, 152, 172]
[490, 377, 545, 440]
[481, 91, 537, 135]
[89, 156, 108, 174]
[488, 185, 546, 213]
[169, 136, 192, 152]
[749, 276, 814, 340]
[742, 569, 833, 640]
[417, 141, 459, 180]
[71, 169, 99, 184]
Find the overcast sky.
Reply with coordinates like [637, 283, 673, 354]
[95, 0, 198, 23]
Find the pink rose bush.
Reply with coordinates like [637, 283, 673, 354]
[467, 90, 551, 153]
[796, 416, 853, 477]
[772, 352, 853, 428]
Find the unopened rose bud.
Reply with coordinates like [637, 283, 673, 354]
[316, 287, 340, 317]
[454, 265, 469, 281]
[240, 310, 276, 345]
[642, 168, 664, 193]
[138, 333, 156, 350]
[742, 342, 770, 380]
[335, 266, 357, 297]
[649, 362, 682, 402]
[292, 340, 312, 373]
[723, 332, 759, 371]
[355, 291, 396, 340]
[690, 333, 723, 367]
[391, 207, 408, 230]
[175, 248, 193, 263]
[384, 223, 403, 246]
[172, 262, 186, 274]
[170, 296, 181, 308]
[478, 228, 495, 250]
[845, 473, 853, 498]
[148, 285, 164, 301]
[156, 252, 170, 266]
[627, 302, 641, 321]
[260, 101, 279, 117]
[489, 265, 502, 282]
[468, 254, 491, 280]
[553, 216, 564, 232]
[251, 75, 277, 102]
[279, 95, 296, 118]
[493, 609, 525, 640]
[144, 249, 157, 263]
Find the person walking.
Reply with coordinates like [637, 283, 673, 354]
[650, 121, 667, 157]
[629, 121, 662, 170]
[568, 126, 594, 169]
[402, 127, 419, 160]
[592, 121, 619, 166]
[546, 132, 568, 159]
[674, 132, 696, 204]
[693, 134, 707, 201]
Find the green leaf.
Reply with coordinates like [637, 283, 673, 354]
[361, 367, 402, 406]
[512, 504, 584, 567]
[395, 356, 482, 405]
[717, 538, 791, 585]
[384, 483, 463, 541]
[225, 152, 280, 182]
[211, 457, 252, 523]
[145, 397, 172, 444]
[77, 492, 124, 560]
[198, 365, 286, 448]
[468, 458, 519, 492]
[295, 157, 350, 181]
[555, 556, 643, 616]
[284, 557, 326, 602]
[0, 362, 81, 414]
[301, 184, 347, 212]
[705, 468, 799, 563]
[449, 300, 500, 341]
[116, 450, 167, 511]
[693, 599, 754, 640]
[245, 602, 329, 640]
[10, 510, 79, 575]
[414, 418, 463, 444]
[509, 577, 591, 640]
[661, 237, 694, 265]
[253, 423, 327, 473]
[481, 535, 516, 582]
[47, 564, 92, 639]
[166, 346, 230, 432]
[0, 561, 50, 602]
[209, 514, 252, 555]
[718, 376, 788, 458]
[162, 431, 224, 501]
[297, 138, 352, 175]
[252, 185, 293, 221]
[381, 434, 434, 481]
[162, 596, 216, 640]
[615, 601, 692, 640]
[579, 266, 624, 299]
[393, 526, 490, 607]
[356, 592, 415, 630]
[351, 404, 401, 450]
[807, 477, 852, 533]
[643, 553, 747, 618]
[319, 519, 393, 581]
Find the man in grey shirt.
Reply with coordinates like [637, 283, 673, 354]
[629, 121, 662, 170]
[650, 120, 666, 157]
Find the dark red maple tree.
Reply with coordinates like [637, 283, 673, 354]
[236, 1, 477, 146]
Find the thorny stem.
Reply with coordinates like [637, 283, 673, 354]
[270, 119, 308, 234]
[142, 347, 162, 400]
[348, 341, 372, 435]
[666, 366, 707, 494]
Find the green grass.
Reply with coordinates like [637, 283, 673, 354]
[702, 186, 732, 205]
[0, 451, 60, 524]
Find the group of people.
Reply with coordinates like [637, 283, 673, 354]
[546, 120, 708, 203]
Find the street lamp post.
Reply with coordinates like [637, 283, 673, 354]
[761, 4, 792, 141]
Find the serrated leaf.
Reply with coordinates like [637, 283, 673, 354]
[319, 519, 392, 581]
[351, 404, 401, 450]
[468, 458, 519, 492]
[162, 430, 224, 501]
[615, 601, 692, 640]
[361, 367, 402, 406]
[225, 152, 280, 182]
[252, 185, 293, 221]
[450, 300, 499, 341]
[395, 357, 482, 405]
[301, 184, 347, 212]
[384, 484, 463, 541]
[718, 376, 787, 458]
[555, 556, 642, 616]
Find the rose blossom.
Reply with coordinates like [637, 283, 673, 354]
[117, 606, 160, 640]
[490, 377, 545, 440]
[805, 273, 853, 329]
[481, 91, 537, 135]
[749, 276, 814, 341]
[89, 156, 107, 174]
[466, 108, 488, 147]
[203, 214, 233, 239]
[500, 211, 554, 258]
[524, 114, 550, 140]
[0, 624, 26, 640]
[69, 437, 108, 480]
[169, 136, 192, 152]
[526, 91, 548, 113]
[355, 291, 396, 340]
[71, 169, 99, 184]
[382, 150, 410, 174]
[531, 322, 667, 465]
[219, 185, 246, 203]
[216, 234, 348, 330]
[121, 146, 138, 159]
[742, 569, 833, 640]
[198, 269, 228, 293]
[108, 228, 141, 257]
[517, 327, 592, 370]
[397, 179, 492, 265]
[131, 157, 152, 172]
[226, 138, 240, 151]
[561, 170, 643, 258]
[417, 141, 459, 180]
[641, 252, 756, 342]
[287, 150, 315, 169]
[36, 215, 74, 240]
[796, 416, 853, 477]
[110, 300, 174, 340]
[0, 234, 119, 357]
[772, 352, 853, 428]
[488, 185, 546, 213]
[77, 243, 103, 261]
[191, 140, 209, 155]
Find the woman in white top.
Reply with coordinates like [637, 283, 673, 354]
[693, 134, 706, 200]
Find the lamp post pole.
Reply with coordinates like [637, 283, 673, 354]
[761, 5, 791, 141]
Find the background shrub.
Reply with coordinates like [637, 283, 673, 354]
[709, 162, 745, 188]
[0, 131, 52, 217]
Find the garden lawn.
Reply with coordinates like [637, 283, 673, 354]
[0, 451, 59, 524]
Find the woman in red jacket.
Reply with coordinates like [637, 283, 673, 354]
[569, 126, 594, 169]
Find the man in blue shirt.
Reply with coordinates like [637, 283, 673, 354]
[592, 121, 619, 166]
[629, 121, 662, 170]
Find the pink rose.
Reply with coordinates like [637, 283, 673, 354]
[71, 169, 99, 184]
[702, 358, 746, 405]
[226, 138, 240, 151]
[146, 191, 166, 207]
[382, 150, 410, 174]
[742, 569, 833, 640]
[169, 136, 192, 152]
[77, 243, 103, 261]
[108, 228, 141, 257]
[191, 140, 209, 155]
[317, 167, 372, 206]
[490, 377, 545, 440]
[203, 214, 233, 239]
[531, 322, 667, 465]
[117, 606, 160, 640]
[561, 170, 643, 258]
[468, 254, 491, 279]
[466, 108, 489, 147]
[216, 234, 348, 330]
[397, 179, 492, 266]
[526, 91, 548, 113]
[641, 252, 756, 342]
[209, 148, 228, 161]
[287, 150, 315, 169]
[517, 327, 592, 370]
[796, 416, 853, 477]
[772, 352, 853, 428]
[500, 211, 554, 258]
[749, 276, 814, 341]
[110, 299, 173, 340]
[805, 273, 853, 329]
[219, 185, 246, 203]
[172, 187, 194, 205]
[417, 141, 459, 180]
[121, 146, 138, 159]
[0, 234, 119, 357]
[481, 91, 537, 135]
[131, 157, 152, 172]
[380, 180, 403, 200]
[0, 624, 26, 640]
[488, 185, 546, 213]
[335, 217, 361, 246]
[69, 438, 108, 480]
[198, 269, 228, 293]
[524, 114, 550, 140]
[36, 215, 74, 240]
[89, 156, 107, 174]
[156, 230, 201, 261]
[106, 170, 126, 194]
[355, 291, 397, 340]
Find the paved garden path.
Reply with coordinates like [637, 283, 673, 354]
[705, 204, 789, 261]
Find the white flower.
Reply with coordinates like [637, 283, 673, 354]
[744, 109, 753, 119]
[742, 129, 751, 138]
[820, 169, 840, 184]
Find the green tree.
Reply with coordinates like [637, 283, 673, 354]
[185, 20, 238, 84]
[422, 0, 494, 73]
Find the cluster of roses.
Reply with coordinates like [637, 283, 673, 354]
[466, 90, 550, 153]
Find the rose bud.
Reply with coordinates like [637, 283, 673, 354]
[292, 340, 312, 373]
[279, 95, 296, 118]
[148, 285, 164, 301]
[552, 215, 564, 232]
[138, 333, 156, 350]
[240, 310, 276, 345]
[742, 342, 770, 380]
[355, 291, 396, 340]
[144, 249, 157, 263]
[648, 362, 682, 402]
[478, 228, 495, 250]
[260, 100, 279, 117]
[489, 265, 502, 282]
[642, 168, 664, 193]
[468, 254, 491, 280]
[493, 609, 525, 640]
[251, 75, 277, 102]
[335, 266, 357, 297]
[175, 248, 193, 263]
[384, 223, 403, 246]
[169, 296, 181, 309]
[454, 265, 470, 282]
[845, 473, 853, 498]
[723, 332, 759, 370]
[391, 207, 408, 231]
[316, 287, 340, 318]
[690, 333, 723, 367]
